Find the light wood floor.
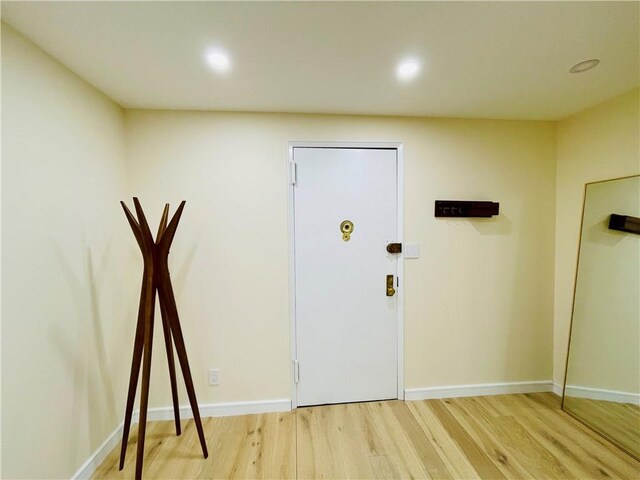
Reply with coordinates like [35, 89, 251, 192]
[93, 393, 640, 479]
[563, 396, 640, 459]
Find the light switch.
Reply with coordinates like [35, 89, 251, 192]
[404, 243, 420, 259]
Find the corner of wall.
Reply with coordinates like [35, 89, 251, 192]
[552, 87, 640, 387]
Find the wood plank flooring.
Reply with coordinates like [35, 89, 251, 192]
[563, 396, 640, 459]
[93, 393, 640, 479]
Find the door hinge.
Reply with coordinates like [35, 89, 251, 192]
[293, 359, 300, 383]
[290, 162, 297, 185]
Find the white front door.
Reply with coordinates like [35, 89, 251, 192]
[293, 147, 399, 407]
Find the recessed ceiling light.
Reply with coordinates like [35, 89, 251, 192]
[396, 58, 421, 81]
[569, 59, 600, 74]
[205, 50, 231, 74]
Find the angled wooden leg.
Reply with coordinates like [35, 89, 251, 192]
[121, 198, 201, 478]
[134, 275, 156, 480]
[159, 295, 181, 435]
[118, 275, 148, 470]
[158, 277, 208, 458]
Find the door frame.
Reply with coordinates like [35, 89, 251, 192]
[287, 141, 404, 409]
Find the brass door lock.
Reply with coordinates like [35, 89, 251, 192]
[340, 220, 354, 241]
[386, 274, 396, 297]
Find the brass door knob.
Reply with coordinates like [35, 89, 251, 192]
[386, 243, 402, 254]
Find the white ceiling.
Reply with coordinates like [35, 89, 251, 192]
[2, 1, 639, 120]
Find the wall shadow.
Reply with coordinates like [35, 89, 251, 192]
[50, 241, 119, 469]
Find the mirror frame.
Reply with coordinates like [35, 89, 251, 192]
[561, 173, 640, 461]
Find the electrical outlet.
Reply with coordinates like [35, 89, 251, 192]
[208, 369, 219, 386]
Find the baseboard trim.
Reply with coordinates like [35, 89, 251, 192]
[133, 398, 292, 423]
[405, 380, 554, 401]
[564, 385, 640, 406]
[71, 421, 123, 480]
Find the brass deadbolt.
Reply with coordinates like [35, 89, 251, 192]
[340, 220, 354, 241]
[386, 274, 396, 297]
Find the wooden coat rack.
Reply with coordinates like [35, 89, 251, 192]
[119, 198, 208, 480]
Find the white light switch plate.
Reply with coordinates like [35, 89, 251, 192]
[404, 243, 420, 259]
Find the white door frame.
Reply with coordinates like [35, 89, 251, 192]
[287, 141, 404, 409]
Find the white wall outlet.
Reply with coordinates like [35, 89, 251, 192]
[208, 369, 219, 386]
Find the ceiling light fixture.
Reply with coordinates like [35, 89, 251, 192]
[396, 58, 421, 81]
[569, 59, 600, 74]
[205, 49, 231, 74]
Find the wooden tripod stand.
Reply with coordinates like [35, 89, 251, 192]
[119, 198, 208, 480]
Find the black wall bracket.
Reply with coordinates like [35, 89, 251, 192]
[608, 214, 640, 235]
[435, 200, 499, 218]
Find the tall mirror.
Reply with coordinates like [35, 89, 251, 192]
[563, 175, 640, 460]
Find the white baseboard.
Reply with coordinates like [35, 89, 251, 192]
[404, 380, 554, 401]
[71, 399, 290, 480]
[133, 398, 292, 422]
[71, 421, 123, 480]
[553, 382, 563, 396]
[564, 385, 640, 406]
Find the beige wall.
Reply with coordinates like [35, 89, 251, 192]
[1, 24, 136, 478]
[125, 109, 557, 409]
[554, 88, 640, 387]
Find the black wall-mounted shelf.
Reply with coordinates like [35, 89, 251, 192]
[608, 214, 640, 235]
[435, 200, 500, 218]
